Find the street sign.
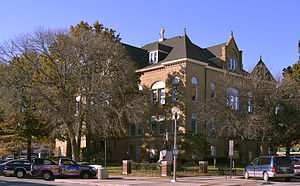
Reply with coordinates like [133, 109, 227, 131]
[229, 140, 234, 157]
[172, 107, 181, 120]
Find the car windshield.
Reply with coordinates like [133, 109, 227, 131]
[274, 157, 292, 166]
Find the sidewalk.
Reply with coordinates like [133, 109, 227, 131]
[55, 175, 267, 186]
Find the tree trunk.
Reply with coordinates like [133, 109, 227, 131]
[259, 143, 268, 156]
[286, 144, 291, 157]
[27, 137, 32, 161]
[85, 125, 92, 162]
[66, 137, 72, 158]
[70, 135, 80, 161]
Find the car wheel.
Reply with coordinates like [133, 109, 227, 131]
[81, 171, 90, 179]
[16, 169, 25, 178]
[4, 172, 9, 177]
[42, 171, 54, 181]
[263, 172, 269, 181]
[244, 171, 250, 179]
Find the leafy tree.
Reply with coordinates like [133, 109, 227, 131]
[179, 131, 211, 161]
[273, 75, 300, 156]
[283, 60, 300, 82]
[0, 61, 48, 160]
[0, 21, 147, 161]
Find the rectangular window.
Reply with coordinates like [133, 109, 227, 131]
[152, 90, 158, 104]
[191, 86, 197, 102]
[248, 98, 252, 113]
[149, 51, 158, 64]
[191, 113, 197, 134]
[172, 85, 179, 102]
[159, 89, 165, 104]
[210, 124, 216, 136]
[137, 126, 142, 136]
[228, 58, 232, 69]
[129, 124, 135, 136]
[151, 116, 156, 135]
[158, 115, 165, 135]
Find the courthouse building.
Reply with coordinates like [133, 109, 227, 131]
[56, 28, 274, 163]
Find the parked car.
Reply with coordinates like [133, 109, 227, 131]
[244, 156, 294, 181]
[291, 157, 300, 176]
[0, 161, 7, 175]
[19, 156, 27, 160]
[31, 158, 97, 181]
[5, 156, 14, 161]
[3, 160, 32, 178]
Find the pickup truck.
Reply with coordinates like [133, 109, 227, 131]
[31, 158, 97, 180]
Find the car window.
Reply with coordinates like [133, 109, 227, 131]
[44, 160, 57, 165]
[62, 160, 77, 166]
[259, 158, 271, 165]
[252, 158, 259, 165]
[274, 157, 292, 166]
[12, 161, 23, 165]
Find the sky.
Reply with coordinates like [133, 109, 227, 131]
[0, 0, 299, 76]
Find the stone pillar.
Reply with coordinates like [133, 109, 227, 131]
[122, 160, 131, 174]
[199, 161, 208, 173]
[98, 167, 109, 179]
[161, 161, 171, 176]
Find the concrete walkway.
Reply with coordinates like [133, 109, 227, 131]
[54, 175, 268, 186]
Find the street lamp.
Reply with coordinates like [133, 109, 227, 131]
[171, 107, 180, 183]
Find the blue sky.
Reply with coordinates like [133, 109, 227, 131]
[1, 0, 299, 76]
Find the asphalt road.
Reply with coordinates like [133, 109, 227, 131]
[0, 176, 89, 186]
[2, 175, 300, 186]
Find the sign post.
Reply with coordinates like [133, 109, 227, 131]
[229, 140, 234, 179]
[171, 107, 180, 183]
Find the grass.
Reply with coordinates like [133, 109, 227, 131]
[106, 164, 245, 177]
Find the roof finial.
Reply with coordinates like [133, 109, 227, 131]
[184, 27, 186, 36]
[159, 26, 165, 42]
[231, 30, 233, 37]
[160, 26, 165, 39]
[260, 55, 262, 61]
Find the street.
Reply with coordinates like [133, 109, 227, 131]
[2, 175, 300, 186]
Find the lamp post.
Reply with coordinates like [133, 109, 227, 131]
[171, 107, 180, 183]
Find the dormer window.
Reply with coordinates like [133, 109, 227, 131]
[149, 51, 158, 64]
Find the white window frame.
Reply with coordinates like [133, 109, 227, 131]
[191, 77, 198, 102]
[149, 51, 158, 64]
[227, 87, 239, 110]
[152, 81, 165, 105]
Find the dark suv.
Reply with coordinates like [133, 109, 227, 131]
[244, 156, 294, 181]
[3, 160, 31, 178]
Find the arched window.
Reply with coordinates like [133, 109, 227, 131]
[191, 77, 198, 102]
[172, 77, 179, 102]
[151, 81, 165, 105]
[227, 87, 239, 110]
[211, 83, 216, 106]
[248, 92, 253, 113]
